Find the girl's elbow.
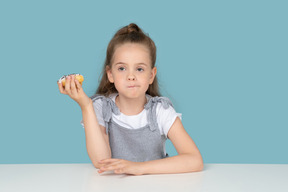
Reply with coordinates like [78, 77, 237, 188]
[189, 154, 204, 172]
[196, 155, 204, 171]
[92, 162, 100, 169]
[192, 161, 203, 172]
[197, 161, 204, 172]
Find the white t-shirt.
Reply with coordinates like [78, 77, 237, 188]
[81, 93, 182, 139]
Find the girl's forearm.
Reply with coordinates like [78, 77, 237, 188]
[141, 154, 203, 175]
[81, 101, 111, 167]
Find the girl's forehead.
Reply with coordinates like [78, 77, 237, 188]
[112, 43, 151, 65]
[114, 43, 149, 53]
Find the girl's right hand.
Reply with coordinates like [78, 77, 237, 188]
[57, 74, 92, 109]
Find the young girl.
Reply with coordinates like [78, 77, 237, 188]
[57, 23, 203, 176]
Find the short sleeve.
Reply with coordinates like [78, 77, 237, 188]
[156, 102, 182, 139]
[80, 99, 106, 129]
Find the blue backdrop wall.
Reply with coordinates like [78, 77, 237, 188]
[1, 0, 287, 164]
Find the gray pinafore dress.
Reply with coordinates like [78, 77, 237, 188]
[90, 94, 174, 162]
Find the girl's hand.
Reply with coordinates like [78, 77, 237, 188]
[98, 158, 145, 176]
[57, 75, 91, 109]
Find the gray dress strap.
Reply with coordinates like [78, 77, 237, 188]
[90, 94, 120, 134]
[144, 95, 174, 131]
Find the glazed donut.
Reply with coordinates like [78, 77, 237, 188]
[58, 73, 84, 87]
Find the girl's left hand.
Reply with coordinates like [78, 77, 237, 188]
[98, 158, 145, 176]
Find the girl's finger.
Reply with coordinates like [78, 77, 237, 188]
[114, 168, 124, 174]
[58, 81, 66, 94]
[74, 77, 82, 91]
[70, 75, 77, 95]
[102, 160, 122, 168]
[101, 162, 124, 171]
[65, 76, 71, 94]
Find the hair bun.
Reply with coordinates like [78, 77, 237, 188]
[127, 23, 140, 33]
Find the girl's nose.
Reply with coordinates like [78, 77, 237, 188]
[127, 73, 136, 81]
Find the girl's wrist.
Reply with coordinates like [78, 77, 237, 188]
[138, 162, 148, 175]
[79, 98, 93, 111]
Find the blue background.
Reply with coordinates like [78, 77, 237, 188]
[1, 0, 287, 164]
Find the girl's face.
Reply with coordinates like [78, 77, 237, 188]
[107, 43, 157, 99]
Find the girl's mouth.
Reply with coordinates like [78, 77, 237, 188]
[128, 85, 138, 88]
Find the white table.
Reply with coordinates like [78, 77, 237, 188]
[0, 164, 287, 192]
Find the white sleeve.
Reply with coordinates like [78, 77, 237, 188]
[80, 99, 106, 128]
[156, 103, 182, 139]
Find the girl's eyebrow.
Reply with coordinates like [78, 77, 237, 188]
[115, 62, 147, 66]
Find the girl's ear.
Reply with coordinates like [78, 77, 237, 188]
[106, 66, 114, 83]
[149, 67, 157, 84]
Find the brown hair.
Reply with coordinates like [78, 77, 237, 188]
[95, 23, 161, 97]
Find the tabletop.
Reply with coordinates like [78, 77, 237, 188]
[0, 163, 287, 192]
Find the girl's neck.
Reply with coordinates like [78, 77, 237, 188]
[115, 94, 147, 116]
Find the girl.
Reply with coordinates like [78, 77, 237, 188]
[57, 23, 203, 176]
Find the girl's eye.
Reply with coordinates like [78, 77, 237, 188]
[137, 68, 144, 72]
[118, 67, 125, 71]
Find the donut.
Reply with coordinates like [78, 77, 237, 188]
[58, 73, 84, 87]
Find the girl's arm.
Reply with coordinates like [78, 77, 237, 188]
[81, 100, 111, 168]
[57, 75, 111, 168]
[141, 117, 203, 174]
